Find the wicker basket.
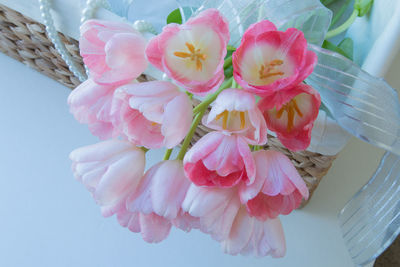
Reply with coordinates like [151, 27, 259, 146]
[0, 3, 337, 206]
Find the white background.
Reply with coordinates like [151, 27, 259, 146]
[1, 49, 399, 266]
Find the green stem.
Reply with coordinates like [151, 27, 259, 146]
[176, 110, 206, 160]
[186, 91, 193, 100]
[325, 9, 358, 39]
[223, 56, 233, 69]
[232, 79, 239, 88]
[141, 147, 149, 153]
[330, 0, 353, 28]
[163, 148, 173, 160]
[253, 145, 262, 152]
[193, 77, 233, 114]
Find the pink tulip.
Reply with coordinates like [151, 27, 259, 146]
[100, 198, 172, 243]
[240, 150, 309, 220]
[146, 9, 229, 96]
[202, 88, 268, 145]
[117, 204, 172, 243]
[70, 139, 145, 207]
[182, 184, 286, 257]
[233, 20, 317, 97]
[68, 79, 123, 140]
[126, 160, 192, 222]
[222, 207, 286, 258]
[80, 19, 147, 86]
[183, 131, 255, 188]
[258, 83, 321, 151]
[112, 81, 193, 149]
[182, 184, 240, 241]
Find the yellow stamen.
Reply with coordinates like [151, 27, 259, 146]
[174, 42, 207, 71]
[240, 112, 246, 129]
[276, 98, 303, 133]
[287, 106, 295, 132]
[196, 58, 202, 71]
[216, 110, 229, 130]
[174, 52, 191, 58]
[186, 42, 196, 53]
[259, 59, 285, 80]
[292, 99, 303, 117]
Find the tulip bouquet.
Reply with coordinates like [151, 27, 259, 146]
[67, 0, 388, 258]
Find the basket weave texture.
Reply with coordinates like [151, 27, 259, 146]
[0, 3, 337, 206]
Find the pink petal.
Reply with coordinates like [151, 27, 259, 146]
[161, 93, 193, 148]
[139, 213, 172, 243]
[222, 207, 286, 257]
[150, 161, 191, 219]
[241, 20, 277, 42]
[237, 136, 256, 184]
[184, 131, 224, 164]
[100, 33, 147, 85]
[94, 149, 145, 205]
[182, 184, 240, 241]
[69, 139, 134, 163]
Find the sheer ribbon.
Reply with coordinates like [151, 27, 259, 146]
[174, 0, 400, 265]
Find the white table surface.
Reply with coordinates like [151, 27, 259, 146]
[2, 49, 399, 267]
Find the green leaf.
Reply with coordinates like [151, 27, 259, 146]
[322, 39, 353, 60]
[167, 8, 183, 24]
[338, 37, 354, 60]
[354, 0, 373, 17]
[166, 7, 195, 25]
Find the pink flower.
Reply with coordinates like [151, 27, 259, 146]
[182, 184, 286, 257]
[183, 131, 255, 188]
[258, 83, 321, 151]
[112, 81, 193, 149]
[182, 184, 241, 241]
[101, 199, 172, 244]
[70, 139, 145, 207]
[233, 20, 317, 97]
[80, 19, 147, 86]
[202, 88, 267, 145]
[146, 9, 229, 95]
[126, 160, 191, 222]
[240, 150, 309, 220]
[68, 79, 123, 139]
[117, 204, 172, 243]
[222, 207, 286, 258]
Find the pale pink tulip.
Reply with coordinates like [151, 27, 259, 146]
[117, 204, 172, 243]
[222, 207, 286, 258]
[233, 20, 317, 97]
[126, 160, 192, 222]
[68, 79, 123, 139]
[202, 88, 267, 145]
[80, 19, 147, 86]
[70, 139, 145, 207]
[182, 184, 286, 257]
[182, 184, 240, 241]
[146, 9, 229, 95]
[112, 81, 193, 149]
[240, 150, 309, 220]
[258, 83, 321, 151]
[183, 131, 255, 188]
[100, 198, 172, 243]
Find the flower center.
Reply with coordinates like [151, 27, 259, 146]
[258, 59, 284, 80]
[276, 99, 303, 132]
[174, 42, 208, 71]
[215, 110, 246, 130]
